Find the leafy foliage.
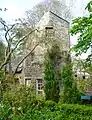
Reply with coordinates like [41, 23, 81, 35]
[70, 1, 92, 56]
[2, 85, 44, 115]
[86, 1, 92, 12]
[1, 101, 92, 120]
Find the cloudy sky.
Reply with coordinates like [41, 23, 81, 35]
[0, 0, 43, 21]
[0, 0, 90, 21]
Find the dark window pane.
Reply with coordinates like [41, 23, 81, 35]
[83, 76, 85, 79]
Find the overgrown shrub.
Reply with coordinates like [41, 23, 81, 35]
[0, 71, 16, 103]
[1, 101, 92, 120]
[3, 86, 38, 112]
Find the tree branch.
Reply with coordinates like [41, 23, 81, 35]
[0, 29, 38, 70]
[5, 24, 17, 42]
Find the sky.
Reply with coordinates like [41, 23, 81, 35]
[0, 0, 43, 21]
[0, 0, 90, 21]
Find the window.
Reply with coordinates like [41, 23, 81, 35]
[36, 79, 43, 94]
[45, 26, 53, 29]
[45, 26, 54, 37]
[25, 77, 31, 86]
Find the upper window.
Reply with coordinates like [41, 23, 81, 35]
[45, 26, 54, 37]
[45, 26, 53, 30]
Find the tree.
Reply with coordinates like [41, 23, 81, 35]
[44, 58, 58, 102]
[70, 1, 92, 58]
[70, 1, 92, 82]
[62, 64, 81, 103]
[44, 44, 61, 102]
[0, 18, 40, 73]
[0, 20, 40, 101]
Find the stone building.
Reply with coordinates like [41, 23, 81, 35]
[20, 0, 70, 94]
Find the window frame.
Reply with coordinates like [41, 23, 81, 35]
[25, 77, 31, 86]
[36, 79, 43, 94]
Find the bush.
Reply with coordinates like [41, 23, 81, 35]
[3, 85, 37, 111]
[0, 103, 12, 120]
[2, 85, 46, 115]
[0, 71, 15, 101]
[1, 100, 92, 120]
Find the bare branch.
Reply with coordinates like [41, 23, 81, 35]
[5, 24, 17, 40]
[0, 20, 18, 50]
[0, 18, 8, 31]
[0, 29, 38, 70]
[0, 19, 8, 43]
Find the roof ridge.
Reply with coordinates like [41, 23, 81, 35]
[49, 11, 69, 23]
